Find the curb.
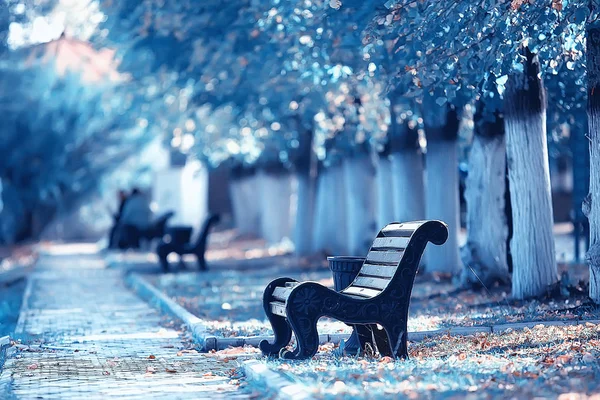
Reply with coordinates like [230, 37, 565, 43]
[0, 264, 34, 286]
[242, 360, 314, 400]
[14, 276, 35, 335]
[0, 336, 16, 398]
[128, 272, 600, 351]
[125, 273, 210, 349]
[0, 336, 10, 369]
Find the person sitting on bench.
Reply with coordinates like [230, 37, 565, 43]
[118, 188, 152, 249]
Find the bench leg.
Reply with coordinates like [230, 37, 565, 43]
[156, 244, 171, 272]
[281, 312, 319, 360]
[259, 278, 297, 357]
[371, 324, 394, 357]
[196, 253, 208, 271]
[354, 325, 376, 356]
[381, 321, 409, 359]
[259, 315, 292, 357]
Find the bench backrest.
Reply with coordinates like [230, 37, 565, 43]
[341, 220, 448, 299]
[191, 213, 221, 251]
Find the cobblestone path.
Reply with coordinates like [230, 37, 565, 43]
[1, 252, 255, 399]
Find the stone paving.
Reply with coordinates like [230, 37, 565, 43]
[1, 251, 258, 399]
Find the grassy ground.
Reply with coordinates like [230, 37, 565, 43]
[270, 323, 600, 399]
[151, 262, 599, 338]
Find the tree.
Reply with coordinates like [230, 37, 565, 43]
[0, 37, 160, 242]
[461, 80, 511, 288]
[504, 49, 557, 297]
[360, 0, 590, 297]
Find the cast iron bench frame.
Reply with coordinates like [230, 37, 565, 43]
[156, 213, 221, 271]
[259, 220, 448, 360]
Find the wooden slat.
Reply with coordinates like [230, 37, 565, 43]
[382, 222, 423, 237]
[366, 250, 404, 265]
[352, 276, 391, 290]
[371, 236, 410, 250]
[341, 293, 369, 300]
[342, 286, 382, 298]
[360, 264, 397, 278]
[272, 287, 292, 302]
[270, 301, 287, 317]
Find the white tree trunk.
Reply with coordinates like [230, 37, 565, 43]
[343, 154, 377, 255]
[376, 155, 395, 229]
[505, 115, 557, 298]
[425, 140, 462, 274]
[461, 131, 510, 287]
[313, 164, 347, 254]
[229, 173, 260, 236]
[257, 170, 292, 245]
[585, 23, 600, 303]
[504, 49, 557, 299]
[390, 150, 425, 222]
[293, 170, 314, 255]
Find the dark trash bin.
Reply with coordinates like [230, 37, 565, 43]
[327, 256, 365, 355]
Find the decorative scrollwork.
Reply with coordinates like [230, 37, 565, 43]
[292, 287, 321, 315]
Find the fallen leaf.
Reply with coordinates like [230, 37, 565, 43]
[27, 364, 38, 370]
[165, 368, 177, 373]
[148, 355, 156, 360]
[203, 372, 214, 377]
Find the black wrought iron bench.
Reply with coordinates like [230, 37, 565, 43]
[259, 220, 448, 360]
[156, 213, 221, 271]
[139, 211, 175, 242]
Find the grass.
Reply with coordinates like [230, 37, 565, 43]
[151, 265, 600, 338]
[270, 323, 600, 399]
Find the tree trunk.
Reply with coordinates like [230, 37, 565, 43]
[312, 163, 347, 254]
[390, 151, 425, 222]
[422, 102, 462, 275]
[388, 117, 425, 223]
[229, 167, 261, 237]
[504, 49, 557, 299]
[461, 111, 510, 288]
[343, 152, 377, 255]
[257, 168, 292, 245]
[292, 129, 315, 256]
[293, 170, 314, 255]
[375, 154, 394, 230]
[585, 23, 600, 303]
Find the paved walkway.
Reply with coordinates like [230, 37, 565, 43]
[1, 251, 254, 399]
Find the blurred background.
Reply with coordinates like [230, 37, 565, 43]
[0, 0, 587, 268]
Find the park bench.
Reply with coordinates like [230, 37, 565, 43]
[259, 220, 448, 360]
[117, 211, 175, 249]
[156, 213, 221, 271]
[139, 211, 175, 242]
